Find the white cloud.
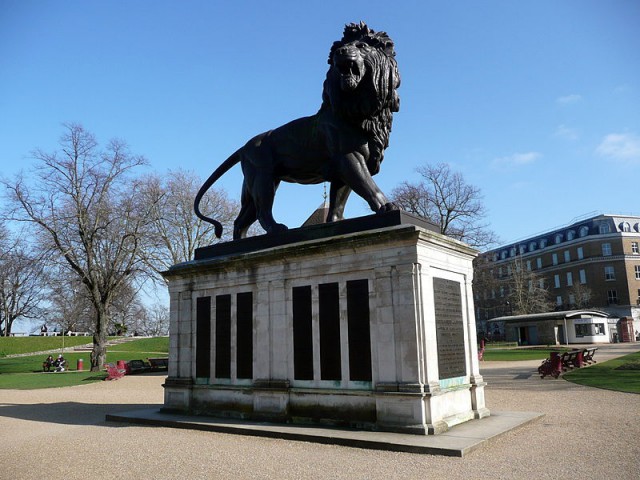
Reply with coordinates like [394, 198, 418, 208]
[491, 152, 541, 169]
[556, 94, 582, 105]
[554, 124, 580, 141]
[596, 133, 640, 164]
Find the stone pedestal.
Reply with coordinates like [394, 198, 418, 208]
[162, 211, 489, 434]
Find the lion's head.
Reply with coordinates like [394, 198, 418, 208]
[321, 22, 400, 170]
[322, 22, 400, 116]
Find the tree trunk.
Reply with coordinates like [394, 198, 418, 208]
[90, 304, 109, 372]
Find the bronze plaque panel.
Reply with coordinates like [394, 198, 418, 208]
[433, 277, 466, 379]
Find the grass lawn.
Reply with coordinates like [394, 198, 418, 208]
[563, 350, 640, 394]
[482, 348, 560, 361]
[0, 336, 169, 389]
[0, 336, 94, 357]
[107, 337, 169, 354]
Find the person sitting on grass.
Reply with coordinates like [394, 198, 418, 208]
[42, 355, 54, 372]
[53, 354, 67, 372]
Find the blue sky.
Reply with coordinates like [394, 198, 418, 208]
[1, 0, 639, 247]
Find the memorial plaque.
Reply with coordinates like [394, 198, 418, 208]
[195, 296, 211, 379]
[433, 278, 466, 379]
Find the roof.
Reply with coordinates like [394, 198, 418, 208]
[301, 201, 329, 227]
[487, 309, 613, 323]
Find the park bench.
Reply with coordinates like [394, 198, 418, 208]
[538, 351, 563, 379]
[125, 359, 151, 375]
[104, 363, 126, 380]
[539, 347, 598, 379]
[583, 347, 597, 365]
[147, 357, 169, 371]
[561, 350, 583, 371]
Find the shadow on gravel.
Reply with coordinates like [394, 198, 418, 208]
[0, 402, 162, 426]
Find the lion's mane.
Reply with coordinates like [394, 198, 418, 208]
[321, 22, 401, 174]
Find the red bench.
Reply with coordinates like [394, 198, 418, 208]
[104, 363, 126, 380]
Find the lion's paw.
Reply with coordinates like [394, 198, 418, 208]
[268, 223, 289, 235]
[378, 202, 399, 214]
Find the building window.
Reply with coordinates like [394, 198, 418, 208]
[599, 223, 611, 234]
[579, 269, 587, 284]
[575, 323, 605, 337]
[499, 286, 504, 297]
[526, 260, 532, 271]
[552, 253, 558, 265]
[604, 266, 615, 281]
[567, 230, 575, 241]
[507, 265, 512, 275]
[566, 272, 573, 286]
[529, 241, 537, 251]
[540, 239, 547, 248]
[536, 258, 542, 269]
[554, 274, 561, 288]
[568, 294, 576, 305]
[509, 247, 516, 257]
[577, 247, 584, 260]
[635, 265, 640, 280]
[554, 233, 563, 244]
[556, 295, 563, 306]
[579, 226, 589, 237]
[500, 250, 507, 260]
[602, 243, 612, 256]
[621, 222, 631, 232]
[607, 290, 618, 304]
[632, 242, 639, 254]
[539, 279, 545, 289]
[564, 250, 571, 262]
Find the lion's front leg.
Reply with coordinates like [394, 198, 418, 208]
[336, 152, 398, 214]
[326, 181, 351, 222]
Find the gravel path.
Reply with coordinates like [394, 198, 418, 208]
[1, 344, 638, 480]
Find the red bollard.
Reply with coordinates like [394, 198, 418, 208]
[76, 358, 84, 371]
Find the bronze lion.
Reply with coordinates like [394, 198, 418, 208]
[195, 22, 401, 240]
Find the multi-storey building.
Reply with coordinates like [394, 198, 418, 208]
[473, 214, 640, 338]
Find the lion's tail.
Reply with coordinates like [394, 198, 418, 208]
[194, 150, 242, 239]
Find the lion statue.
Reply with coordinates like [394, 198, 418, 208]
[195, 22, 401, 240]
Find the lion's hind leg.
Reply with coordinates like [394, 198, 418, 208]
[253, 176, 288, 235]
[233, 181, 258, 240]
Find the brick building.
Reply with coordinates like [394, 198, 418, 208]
[474, 214, 640, 339]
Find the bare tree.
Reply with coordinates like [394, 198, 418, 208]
[0, 224, 48, 336]
[141, 170, 239, 274]
[390, 163, 499, 248]
[135, 301, 170, 336]
[505, 257, 552, 315]
[47, 272, 94, 333]
[567, 282, 593, 309]
[473, 255, 552, 325]
[47, 272, 142, 335]
[3, 124, 156, 370]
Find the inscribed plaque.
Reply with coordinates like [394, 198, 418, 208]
[433, 277, 466, 379]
